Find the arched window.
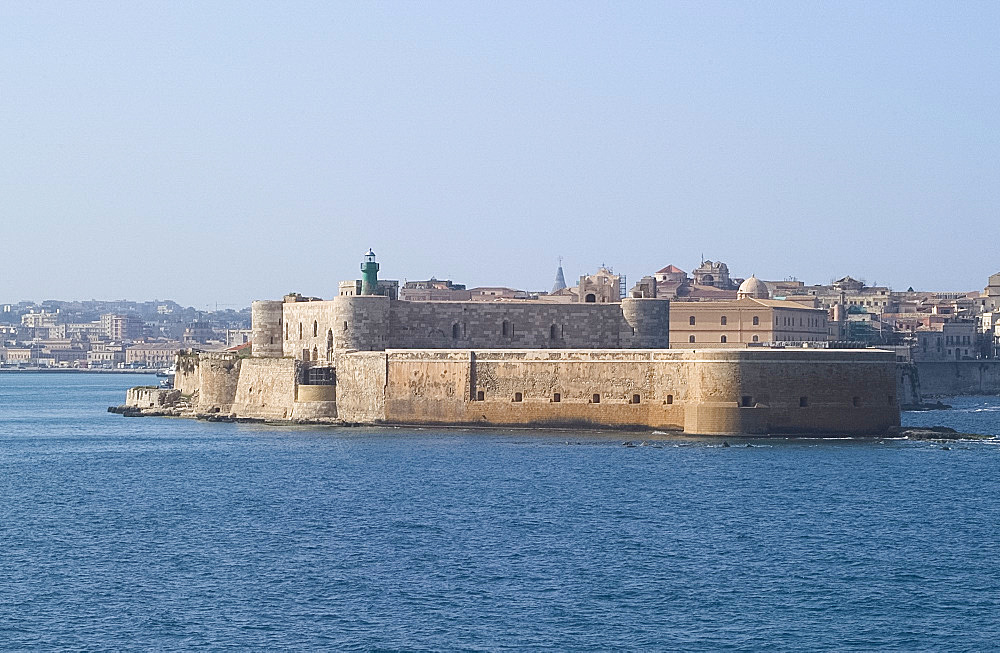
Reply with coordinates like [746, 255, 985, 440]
[720, 316, 727, 326]
[313, 321, 318, 337]
[752, 316, 759, 326]
[312, 346, 318, 361]
[752, 335, 759, 342]
[298, 323, 303, 338]
[666, 394, 673, 405]
[689, 335, 695, 343]
[585, 293, 596, 303]
[720, 335, 727, 343]
[502, 320, 510, 337]
[550, 325, 558, 340]
[452, 323, 461, 339]
[326, 330, 334, 361]
[689, 316, 696, 325]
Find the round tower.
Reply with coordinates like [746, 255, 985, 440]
[251, 300, 284, 357]
[333, 295, 390, 351]
[360, 249, 379, 296]
[621, 298, 671, 348]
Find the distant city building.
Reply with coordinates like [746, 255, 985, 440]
[670, 280, 828, 348]
[101, 314, 144, 340]
[226, 329, 252, 347]
[692, 259, 736, 289]
[182, 322, 215, 345]
[982, 272, 1000, 312]
[913, 322, 978, 362]
[21, 311, 58, 329]
[126, 342, 180, 367]
[399, 278, 469, 301]
[578, 267, 621, 303]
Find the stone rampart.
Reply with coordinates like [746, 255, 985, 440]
[335, 351, 387, 423]
[126, 387, 181, 408]
[148, 345, 900, 436]
[232, 357, 298, 420]
[196, 353, 241, 413]
[254, 296, 672, 363]
[174, 351, 200, 396]
[369, 348, 898, 435]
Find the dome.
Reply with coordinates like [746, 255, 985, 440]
[737, 275, 770, 299]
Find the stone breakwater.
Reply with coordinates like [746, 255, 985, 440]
[113, 348, 901, 436]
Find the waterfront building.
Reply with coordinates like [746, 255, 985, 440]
[669, 277, 828, 348]
[912, 321, 978, 362]
[126, 342, 183, 367]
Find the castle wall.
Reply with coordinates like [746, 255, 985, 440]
[174, 351, 200, 395]
[255, 296, 670, 362]
[680, 349, 898, 435]
[335, 296, 390, 351]
[195, 354, 241, 414]
[232, 357, 298, 420]
[281, 300, 337, 361]
[335, 351, 387, 423]
[386, 301, 630, 349]
[365, 348, 898, 435]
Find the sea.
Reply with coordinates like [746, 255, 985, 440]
[1, 372, 999, 651]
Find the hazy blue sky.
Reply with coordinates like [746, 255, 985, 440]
[2, 1, 997, 308]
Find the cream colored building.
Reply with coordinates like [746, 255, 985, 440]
[982, 272, 1000, 312]
[670, 276, 828, 347]
[577, 267, 621, 303]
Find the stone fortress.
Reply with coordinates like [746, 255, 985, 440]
[150, 251, 900, 436]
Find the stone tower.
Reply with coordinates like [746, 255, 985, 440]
[250, 300, 283, 357]
[360, 249, 379, 296]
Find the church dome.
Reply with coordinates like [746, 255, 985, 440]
[737, 275, 770, 299]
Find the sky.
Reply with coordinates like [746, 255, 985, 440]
[1, 1, 997, 308]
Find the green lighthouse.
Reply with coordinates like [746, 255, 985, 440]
[360, 249, 379, 295]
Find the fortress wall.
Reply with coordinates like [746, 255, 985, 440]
[281, 300, 338, 360]
[196, 354, 241, 413]
[682, 349, 899, 435]
[174, 351, 200, 395]
[262, 297, 672, 362]
[363, 349, 898, 435]
[915, 361, 1000, 396]
[334, 351, 387, 423]
[377, 350, 689, 430]
[335, 296, 390, 351]
[386, 302, 628, 349]
[232, 357, 298, 420]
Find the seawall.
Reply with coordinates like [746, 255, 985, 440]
[914, 361, 1000, 396]
[130, 348, 900, 436]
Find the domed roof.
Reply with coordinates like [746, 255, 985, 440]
[737, 275, 770, 299]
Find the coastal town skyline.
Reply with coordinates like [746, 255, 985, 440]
[2, 254, 995, 310]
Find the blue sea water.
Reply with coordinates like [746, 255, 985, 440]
[1, 373, 999, 651]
